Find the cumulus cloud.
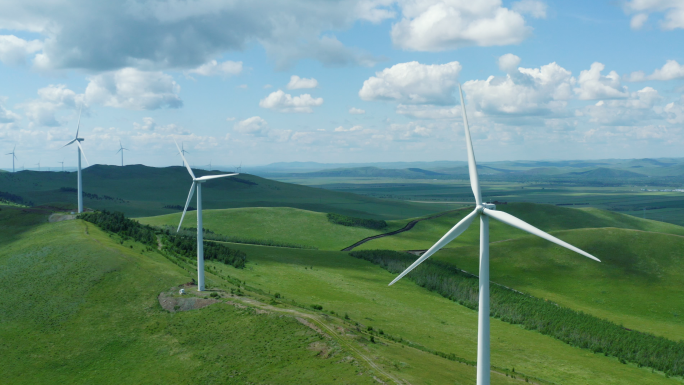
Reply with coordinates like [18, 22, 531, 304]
[259, 90, 323, 113]
[0, 35, 42, 66]
[334, 125, 364, 132]
[233, 116, 270, 136]
[349, 107, 366, 114]
[664, 96, 684, 124]
[624, 0, 684, 30]
[359, 61, 462, 105]
[627, 60, 684, 81]
[187, 60, 242, 77]
[396, 104, 461, 119]
[463, 57, 574, 116]
[389, 121, 432, 140]
[133, 117, 189, 134]
[583, 87, 661, 125]
[574, 62, 628, 100]
[0, 1, 393, 71]
[390, 0, 533, 51]
[17, 84, 84, 127]
[0, 97, 20, 126]
[85, 68, 183, 110]
[287, 75, 318, 89]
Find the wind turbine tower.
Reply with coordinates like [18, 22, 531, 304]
[35, 161, 40, 171]
[59, 161, 64, 171]
[174, 140, 237, 291]
[61, 109, 90, 213]
[389, 85, 601, 385]
[5, 145, 17, 172]
[116, 141, 129, 166]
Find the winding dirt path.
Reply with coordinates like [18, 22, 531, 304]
[341, 209, 462, 251]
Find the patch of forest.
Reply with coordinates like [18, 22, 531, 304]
[351, 249, 684, 377]
[327, 213, 387, 230]
[79, 210, 245, 268]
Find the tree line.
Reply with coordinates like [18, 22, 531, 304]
[327, 213, 387, 230]
[79, 210, 246, 269]
[350, 249, 684, 377]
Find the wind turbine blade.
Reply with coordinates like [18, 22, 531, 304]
[458, 84, 482, 206]
[75, 107, 82, 138]
[174, 140, 195, 179]
[177, 181, 196, 232]
[195, 173, 238, 181]
[389, 208, 479, 286]
[76, 141, 90, 166]
[62, 139, 77, 148]
[116, 148, 122, 154]
[483, 208, 600, 262]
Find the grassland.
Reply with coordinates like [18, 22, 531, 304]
[207, 243, 679, 384]
[138, 207, 405, 250]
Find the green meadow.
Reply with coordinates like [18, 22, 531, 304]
[138, 207, 405, 250]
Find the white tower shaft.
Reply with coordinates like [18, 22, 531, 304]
[77, 146, 83, 213]
[477, 214, 490, 385]
[196, 182, 205, 291]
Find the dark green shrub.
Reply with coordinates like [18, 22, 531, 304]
[326, 213, 387, 229]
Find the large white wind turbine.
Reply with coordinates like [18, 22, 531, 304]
[62, 109, 90, 213]
[6, 145, 17, 172]
[116, 141, 129, 166]
[389, 85, 601, 385]
[174, 140, 238, 291]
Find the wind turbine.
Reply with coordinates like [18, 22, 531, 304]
[116, 141, 129, 166]
[59, 161, 64, 171]
[177, 142, 189, 167]
[174, 140, 237, 291]
[5, 145, 17, 172]
[61, 109, 90, 213]
[35, 161, 40, 171]
[388, 85, 601, 385]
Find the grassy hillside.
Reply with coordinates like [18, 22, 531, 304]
[432, 227, 684, 340]
[0, 206, 382, 384]
[138, 207, 405, 250]
[0, 165, 456, 219]
[208, 243, 679, 384]
[356, 203, 684, 251]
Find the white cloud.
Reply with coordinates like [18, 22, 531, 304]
[0, 35, 42, 66]
[334, 125, 364, 132]
[187, 60, 242, 77]
[237, 84, 248, 89]
[389, 121, 433, 140]
[512, 0, 547, 19]
[1, 1, 393, 71]
[287, 75, 319, 89]
[17, 84, 84, 127]
[133, 117, 189, 134]
[630, 13, 649, 29]
[627, 60, 684, 81]
[396, 104, 461, 119]
[574, 62, 628, 100]
[583, 87, 661, 125]
[359, 61, 462, 105]
[0, 97, 20, 126]
[391, 0, 533, 51]
[664, 96, 684, 124]
[263, 84, 273, 89]
[259, 90, 323, 113]
[498, 53, 521, 73]
[233, 116, 269, 136]
[349, 107, 366, 114]
[624, 0, 684, 30]
[85, 68, 182, 110]
[226, 117, 236, 121]
[464, 58, 574, 116]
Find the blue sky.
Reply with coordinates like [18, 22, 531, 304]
[1, 0, 683, 170]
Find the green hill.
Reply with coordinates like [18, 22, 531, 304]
[355, 203, 684, 251]
[433, 227, 684, 340]
[0, 164, 455, 219]
[2, 204, 682, 383]
[138, 207, 405, 250]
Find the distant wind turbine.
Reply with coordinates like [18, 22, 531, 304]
[177, 142, 189, 167]
[5, 145, 17, 172]
[174, 140, 238, 291]
[61, 108, 90, 213]
[388, 84, 601, 385]
[116, 141, 129, 166]
[35, 161, 40, 171]
[59, 161, 64, 171]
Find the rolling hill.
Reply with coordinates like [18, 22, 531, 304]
[1, 203, 678, 384]
[0, 164, 456, 219]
